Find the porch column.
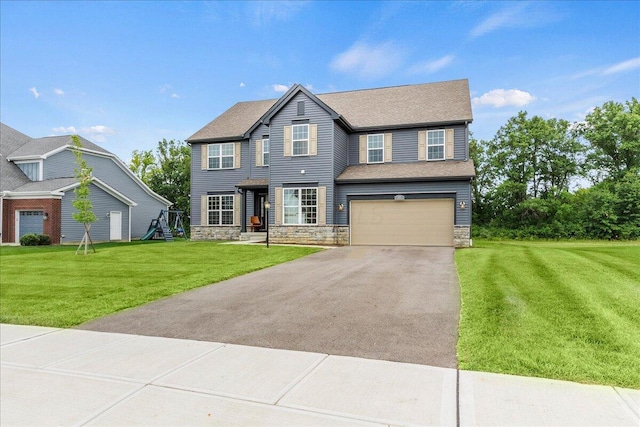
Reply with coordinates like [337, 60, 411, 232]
[241, 190, 247, 232]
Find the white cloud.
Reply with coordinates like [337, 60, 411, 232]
[29, 87, 40, 98]
[470, 2, 559, 39]
[52, 126, 77, 134]
[305, 83, 314, 91]
[409, 54, 455, 74]
[171, 93, 180, 99]
[330, 41, 406, 79]
[472, 89, 536, 108]
[602, 57, 640, 75]
[249, 1, 307, 27]
[239, 82, 246, 87]
[53, 88, 64, 96]
[272, 84, 290, 93]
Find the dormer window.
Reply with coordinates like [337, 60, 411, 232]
[16, 161, 42, 181]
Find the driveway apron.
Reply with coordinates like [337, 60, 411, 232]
[80, 246, 461, 368]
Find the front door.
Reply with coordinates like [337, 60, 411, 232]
[255, 192, 267, 230]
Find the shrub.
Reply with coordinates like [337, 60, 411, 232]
[19, 234, 52, 246]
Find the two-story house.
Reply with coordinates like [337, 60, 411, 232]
[1, 123, 171, 244]
[187, 79, 475, 247]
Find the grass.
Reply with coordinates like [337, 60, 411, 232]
[0, 241, 321, 328]
[456, 240, 640, 389]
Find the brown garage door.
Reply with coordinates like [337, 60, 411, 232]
[350, 199, 454, 246]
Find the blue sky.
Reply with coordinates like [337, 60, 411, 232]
[1, 1, 638, 162]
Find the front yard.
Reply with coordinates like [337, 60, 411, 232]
[456, 240, 640, 389]
[0, 241, 320, 328]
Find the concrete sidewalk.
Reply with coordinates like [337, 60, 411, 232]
[1, 324, 638, 426]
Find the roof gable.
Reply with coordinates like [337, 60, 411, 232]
[6, 135, 111, 160]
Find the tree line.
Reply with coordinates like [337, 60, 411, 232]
[472, 98, 639, 239]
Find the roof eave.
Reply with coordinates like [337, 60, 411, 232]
[335, 175, 475, 184]
[351, 118, 473, 133]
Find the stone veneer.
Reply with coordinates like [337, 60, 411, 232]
[190, 226, 241, 241]
[270, 225, 349, 246]
[454, 225, 471, 248]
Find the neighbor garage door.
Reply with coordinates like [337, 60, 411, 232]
[350, 199, 454, 246]
[19, 211, 43, 238]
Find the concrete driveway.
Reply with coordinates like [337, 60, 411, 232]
[80, 246, 461, 368]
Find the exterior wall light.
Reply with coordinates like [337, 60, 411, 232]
[459, 201, 467, 209]
[394, 194, 405, 201]
[43, 212, 49, 220]
[338, 203, 344, 211]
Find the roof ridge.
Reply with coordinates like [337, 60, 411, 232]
[316, 79, 469, 97]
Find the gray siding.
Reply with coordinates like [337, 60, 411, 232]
[60, 183, 129, 242]
[249, 124, 270, 180]
[334, 124, 348, 177]
[348, 124, 468, 165]
[268, 92, 336, 224]
[190, 141, 249, 226]
[44, 150, 167, 238]
[335, 180, 472, 226]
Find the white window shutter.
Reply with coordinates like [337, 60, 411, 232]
[201, 144, 208, 170]
[309, 124, 318, 156]
[255, 139, 262, 167]
[275, 187, 283, 225]
[284, 126, 292, 157]
[234, 142, 242, 168]
[384, 133, 392, 163]
[318, 186, 326, 225]
[359, 135, 366, 164]
[418, 131, 426, 161]
[445, 129, 454, 159]
[201, 195, 208, 225]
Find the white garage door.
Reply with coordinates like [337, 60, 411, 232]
[350, 199, 454, 246]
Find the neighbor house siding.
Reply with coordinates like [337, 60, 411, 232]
[60, 183, 129, 243]
[44, 150, 166, 238]
[335, 180, 472, 226]
[268, 91, 336, 225]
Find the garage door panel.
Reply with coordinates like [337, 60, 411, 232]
[351, 199, 453, 246]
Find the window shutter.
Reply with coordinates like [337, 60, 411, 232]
[201, 195, 208, 225]
[234, 194, 241, 225]
[384, 133, 392, 163]
[445, 129, 454, 159]
[275, 187, 283, 225]
[309, 124, 318, 156]
[318, 186, 326, 225]
[255, 139, 262, 167]
[359, 135, 366, 164]
[418, 131, 426, 161]
[234, 142, 242, 168]
[284, 126, 292, 157]
[201, 144, 208, 170]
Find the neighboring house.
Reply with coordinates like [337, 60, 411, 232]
[187, 79, 475, 247]
[0, 123, 171, 244]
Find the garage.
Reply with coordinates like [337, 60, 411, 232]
[350, 199, 454, 246]
[18, 211, 43, 239]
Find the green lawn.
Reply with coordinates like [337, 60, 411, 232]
[0, 241, 321, 328]
[456, 240, 640, 389]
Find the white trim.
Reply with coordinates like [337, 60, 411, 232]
[262, 138, 270, 166]
[2, 192, 64, 199]
[206, 142, 236, 170]
[291, 124, 309, 156]
[282, 187, 318, 225]
[206, 194, 235, 226]
[14, 159, 43, 181]
[426, 129, 445, 161]
[14, 209, 44, 243]
[366, 134, 384, 164]
[57, 177, 137, 206]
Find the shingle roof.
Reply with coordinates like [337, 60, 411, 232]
[187, 79, 472, 141]
[11, 177, 78, 192]
[6, 135, 111, 159]
[236, 178, 269, 189]
[1, 123, 32, 191]
[335, 160, 476, 183]
[188, 99, 278, 142]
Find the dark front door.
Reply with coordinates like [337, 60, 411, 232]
[254, 191, 267, 230]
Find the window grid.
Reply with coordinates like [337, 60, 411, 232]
[208, 195, 234, 225]
[292, 124, 309, 156]
[367, 134, 384, 163]
[283, 187, 317, 225]
[263, 138, 269, 166]
[208, 143, 234, 169]
[427, 130, 445, 160]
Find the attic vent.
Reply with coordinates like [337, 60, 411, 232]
[297, 101, 305, 116]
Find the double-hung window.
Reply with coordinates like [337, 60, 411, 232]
[208, 143, 234, 169]
[367, 134, 384, 163]
[16, 161, 41, 181]
[208, 195, 234, 225]
[283, 187, 317, 225]
[262, 138, 270, 166]
[427, 130, 445, 160]
[292, 124, 309, 156]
